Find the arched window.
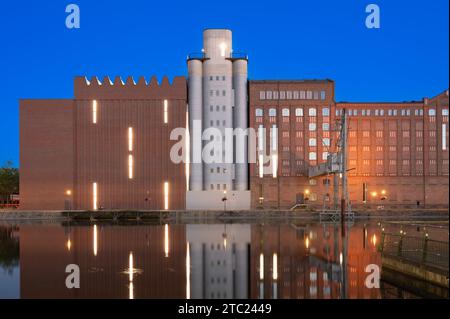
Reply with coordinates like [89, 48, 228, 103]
[309, 108, 317, 116]
[282, 108, 290, 117]
[269, 108, 277, 117]
[255, 108, 263, 117]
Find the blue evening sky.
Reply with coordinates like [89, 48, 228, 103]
[0, 0, 448, 167]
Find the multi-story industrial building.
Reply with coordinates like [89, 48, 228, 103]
[19, 29, 449, 211]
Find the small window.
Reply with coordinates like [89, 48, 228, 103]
[255, 108, 263, 117]
[295, 108, 303, 116]
[260, 91, 266, 100]
[309, 152, 317, 160]
[429, 109, 436, 116]
[309, 108, 317, 116]
[323, 138, 330, 146]
[309, 138, 317, 146]
[322, 108, 329, 116]
[269, 108, 277, 117]
[309, 123, 317, 131]
[323, 123, 330, 131]
[320, 91, 326, 100]
[282, 108, 290, 117]
[443, 109, 449, 116]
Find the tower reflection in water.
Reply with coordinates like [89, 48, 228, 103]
[16, 222, 381, 299]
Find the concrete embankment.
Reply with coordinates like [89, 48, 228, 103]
[0, 208, 448, 222]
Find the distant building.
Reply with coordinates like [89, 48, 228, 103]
[19, 29, 449, 210]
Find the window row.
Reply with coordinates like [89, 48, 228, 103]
[259, 90, 326, 101]
[255, 107, 329, 117]
[210, 105, 227, 112]
[209, 75, 226, 81]
[337, 108, 447, 117]
[209, 90, 227, 97]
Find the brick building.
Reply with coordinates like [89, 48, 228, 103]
[249, 80, 449, 209]
[19, 29, 449, 211]
[20, 76, 187, 210]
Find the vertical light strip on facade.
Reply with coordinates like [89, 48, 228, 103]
[164, 181, 169, 210]
[272, 253, 278, 280]
[443, 124, 447, 150]
[93, 182, 98, 210]
[272, 125, 278, 178]
[164, 99, 168, 124]
[259, 154, 264, 178]
[128, 155, 133, 179]
[272, 154, 278, 178]
[186, 242, 191, 299]
[92, 100, 97, 124]
[128, 127, 133, 151]
[259, 253, 264, 280]
[258, 125, 264, 178]
[164, 224, 169, 257]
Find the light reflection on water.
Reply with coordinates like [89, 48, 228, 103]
[0, 221, 447, 299]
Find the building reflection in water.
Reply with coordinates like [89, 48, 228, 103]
[16, 222, 381, 299]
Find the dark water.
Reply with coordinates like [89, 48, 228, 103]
[0, 220, 447, 299]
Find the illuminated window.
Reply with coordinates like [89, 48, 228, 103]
[164, 182, 169, 210]
[259, 91, 266, 100]
[259, 154, 264, 178]
[164, 100, 168, 124]
[443, 124, 447, 150]
[92, 100, 97, 124]
[272, 154, 278, 178]
[128, 155, 133, 179]
[93, 182, 98, 211]
[295, 108, 303, 117]
[128, 127, 133, 151]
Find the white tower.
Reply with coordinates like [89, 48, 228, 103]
[186, 29, 250, 210]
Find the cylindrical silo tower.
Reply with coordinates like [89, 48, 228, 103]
[187, 59, 203, 191]
[233, 59, 248, 191]
[202, 29, 233, 192]
[186, 29, 250, 210]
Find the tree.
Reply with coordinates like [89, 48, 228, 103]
[0, 161, 19, 204]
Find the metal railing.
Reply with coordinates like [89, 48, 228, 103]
[380, 231, 449, 271]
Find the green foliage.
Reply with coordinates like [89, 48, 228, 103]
[0, 161, 19, 203]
